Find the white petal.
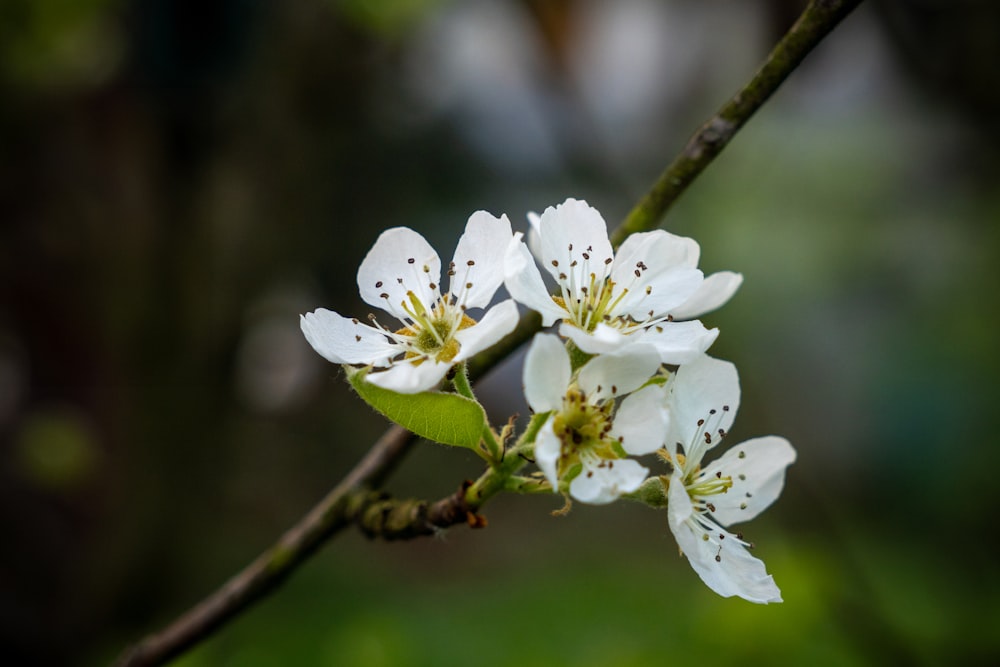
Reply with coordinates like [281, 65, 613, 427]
[670, 271, 744, 320]
[642, 320, 719, 365]
[570, 458, 647, 505]
[665, 354, 740, 460]
[610, 231, 703, 318]
[668, 468, 696, 528]
[667, 475, 782, 604]
[702, 436, 796, 526]
[526, 211, 543, 260]
[300, 309, 397, 365]
[577, 344, 661, 402]
[365, 358, 450, 394]
[558, 321, 629, 355]
[449, 212, 513, 309]
[610, 384, 669, 456]
[534, 418, 561, 490]
[537, 198, 614, 287]
[504, 234, 566, 326]
[522, 333, 571, 413]
[453, 299, 519, 362]
[357, 228, 442, 322]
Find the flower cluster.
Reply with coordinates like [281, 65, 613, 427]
[302, 197, 795, 603]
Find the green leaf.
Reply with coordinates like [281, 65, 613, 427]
[346, 367, 487, 448]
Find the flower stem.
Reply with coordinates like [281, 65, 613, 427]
[452, 362, 503, 463]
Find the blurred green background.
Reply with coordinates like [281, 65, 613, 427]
[2, 0, 999, 665]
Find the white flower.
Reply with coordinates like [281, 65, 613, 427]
[662, 354, 796, 603]
[524, 333, 668, 504]
[505, 198, 742, 364]
[300, 212, 520, 393]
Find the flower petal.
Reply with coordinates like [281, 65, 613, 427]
[357, 227, 442, 322]
[577, 344, 661, 402]
[523, 333, 571, 414]
[558, 321, 629, 355]
[534, 418, 561, 490]
[610, 231, 703, 319]
[664, 354, 739, 465]
[453, 299, 519, 362]
[537, 198, 614, 287]
[702, 436, 796, 526]
[610, 384, 669, 456]
[300, 309, 398, 365]
[365, 358, 451, 394]
[642, 320, 719, 365]
[526, 210, 543, 260]
[504, 234, 566, 326]
[667, 475, 782, 603]
[570, 458, 647, 505]
[670, 271, 743, 320]
[449, 211, 513, 309]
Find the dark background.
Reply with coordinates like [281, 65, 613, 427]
[1, 0, 999, 664]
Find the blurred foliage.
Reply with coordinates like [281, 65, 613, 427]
[0, 0, 122, 88]
[1, 0, 999, 665]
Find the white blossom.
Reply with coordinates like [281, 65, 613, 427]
[662, 354, 795, 603]
[524, 333, 668, 504]
[301, 212, 519, 393]
[505, 198, 742, 363]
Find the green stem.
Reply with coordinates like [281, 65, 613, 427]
[452, 362, 503, 463]
[611, 0, 864, 246]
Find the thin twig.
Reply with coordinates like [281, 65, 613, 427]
[611, 0, 864, 245]
[114, 1, 862, 664]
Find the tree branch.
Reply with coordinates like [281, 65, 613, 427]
[611, 0, 864, 246]
[113, 1, 863, 664]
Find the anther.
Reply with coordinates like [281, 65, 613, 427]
[738, 450, 746, 459]
[380, 292, 389, 299]
[407, 257, 415, 264]
[375, 281, 383, 288]
[355, 335, 361, 342]
[467, 260, 475, 266]
[604, 257, 612, 265]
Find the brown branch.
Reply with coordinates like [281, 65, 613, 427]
[113, 1, 863, 664]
